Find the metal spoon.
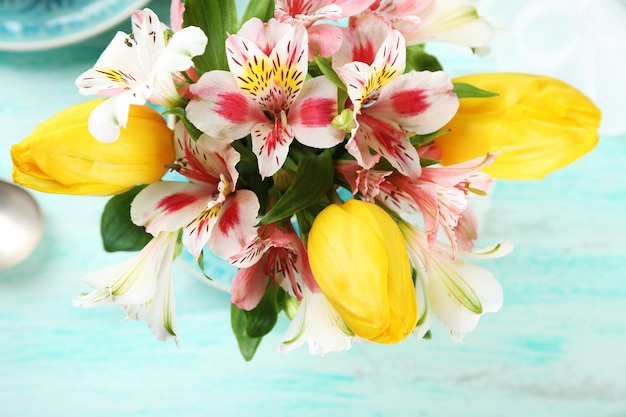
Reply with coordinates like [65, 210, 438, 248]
[0, 180, 44, 270]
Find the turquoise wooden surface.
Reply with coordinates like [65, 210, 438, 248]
[1, 1, 625, 416]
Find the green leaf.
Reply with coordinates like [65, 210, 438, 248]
[420, 157, 440, 167]
[183, 0, 238, 74]
[241, 0, 275, 24]
[163, 107, 203, 141]
[245, 286, 279, 338]
[410, 128, 450, 146]
[231, 303, 263, 361]
[405, 45, 443, 72]
[260, 149, 335, 225]
[312, 56, 346, 91]
[453, 82, 498, 99]
[101, 185, 152, 252]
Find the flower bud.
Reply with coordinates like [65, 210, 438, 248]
[307, 199, 417, 343]
[11, 99, 175, 196]
[436, 73, 601, 179]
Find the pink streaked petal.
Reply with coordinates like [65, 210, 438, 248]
[281, 223, 319, 294]
[275, 1, 343, 24]
[369, 29, 406, 91]
[231, 261, 270, 310]
[237, 18, 292, 56]
[335, 160, 391, 201]
[289, 76, 344, 148]
[169, 0, 184, 32]
[455, 206, 479, 252]
[131, 181, 213, 234]
[372, 0, 430, 16]
[380, 174, 439, 231]
[437, 185, 469, 253]
[269, 23, 309, 109]
[374, 70, 458, 134]
[251, 118, 295, 178]
[226, 33, 274, 105]
[336, 0, 376, 17]
[307, 24, 343, 58]
[356, 113, 422, 179]
[172, 123, 221, 188]
[187, 70, 267, 140]
[420, 153, 495, 187]
[467, 172, 494, 195]
[333, 12, 391, 68]
[355, 168, 392, 202]
[182, 200, 220, 259]
[334, 160, 361, 195]
[336, 60, 374, 115]
[344, 120, 379, 170]
[209, 190, 260, 261]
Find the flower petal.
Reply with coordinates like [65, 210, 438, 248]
[231, 261, 269, 310]
[373, 70, 458, 135]
[187, 70, 266, 140]
[131, 181, 214, 234]
[154, 26, 208, 73]
[289, 76, 344, 148]
[279, 289, 353, 355]
[251, 118, 295, 178]
[209, 189, 260, 261]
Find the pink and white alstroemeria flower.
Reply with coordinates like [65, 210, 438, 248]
[399, 220, 513, 341]
[380, 154, 495, 252]
[336, 28, 458, 179]
[275, 0, 375, 58]
[130, 123, 259, 261]
[73, 231, 180, 344]
[75, 8, 207, 142]
[230, 222, 319, 310]
[278, 288, 353, 354]
[371, 0, 495, 49]
[186, 18, 344, 178]
[335, 159, 392, 202]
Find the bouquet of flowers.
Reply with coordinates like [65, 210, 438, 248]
[11, 0, 601, 360]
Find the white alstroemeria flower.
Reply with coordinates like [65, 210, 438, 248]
[75, 8, 207, 142]
[73, 231, 180, 344]
[404, 0, 495, 49]
[399, 220, 512, 341]
[278, 289, 353, 355]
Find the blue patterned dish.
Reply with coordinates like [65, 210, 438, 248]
[0, 0, 150, 51]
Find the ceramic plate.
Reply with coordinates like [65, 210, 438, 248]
[0, 0, 151, 51]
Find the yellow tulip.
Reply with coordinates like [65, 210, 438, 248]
[307, 199, 417, 343]
[435, 73, 601, 179]
[11, 99, 175, 196]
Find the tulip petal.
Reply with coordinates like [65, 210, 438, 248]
[11, 100, 174, 196]
[436, 73, 601, 179]
[308, 200, 417, 343]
